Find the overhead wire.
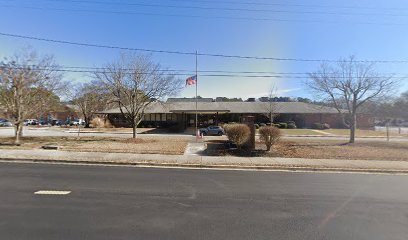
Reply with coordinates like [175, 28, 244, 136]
[2, 32, 408, 63]
[23, 0, 408, 18]
[1, 66, 406, 80]
[1, 4, 408, 26]
[6, 64, 408, 76]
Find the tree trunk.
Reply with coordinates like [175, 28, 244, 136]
[266, 144, 271, 152]
[349, 113, 357, 143]
[85, 117, 90, 128]
[14, 123, 22, 145]
[18, 125, 23, 137]
[132, 120, 137, 139]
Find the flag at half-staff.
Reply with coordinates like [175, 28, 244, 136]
[185, 75, 197, 86]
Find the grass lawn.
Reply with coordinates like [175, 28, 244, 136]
[320, 129, 408, 137]
[262, 139, 408, 161]
[0, 136, 189, 155]
[256, 129, 321, 135]
[280, 129, 322, 135]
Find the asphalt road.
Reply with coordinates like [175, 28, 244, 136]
[1, 162, 408, 240]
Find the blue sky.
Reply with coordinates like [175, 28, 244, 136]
[1, 0, 408, 100]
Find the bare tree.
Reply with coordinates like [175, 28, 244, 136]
[0, 49, 65, 144]
[393, 90, 408, 120]
[95, 53, 182, 138]
[307, 56, 398, 143]
[262, 84, 281, 124]
[72, 80, 111, 128]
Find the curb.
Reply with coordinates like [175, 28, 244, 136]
[1, 157, 407, 174]
[283, 135, 400, 139]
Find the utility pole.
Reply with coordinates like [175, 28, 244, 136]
[195, 50, 198, 142]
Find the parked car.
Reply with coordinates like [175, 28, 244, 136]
[0, 119, 13, 127]
[38, 120, 50, 126]
[199, 126, 225, 136]
[51, 119, 64, 126]
[70, 119, 85, 126]
[23, 119, 38, 126]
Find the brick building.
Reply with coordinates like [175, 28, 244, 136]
[101, 98, 374, 129]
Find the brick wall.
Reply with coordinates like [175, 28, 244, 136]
[303, 113, 374, 129]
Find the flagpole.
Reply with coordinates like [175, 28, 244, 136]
[195, 50, 198, 142]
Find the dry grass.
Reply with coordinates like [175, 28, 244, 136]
[207, 138, 408, 161]
[321, 129, 408, 137]
[266, 139, 408, 161]
[0, 136, 188, 155]
[280, 129, 322, 135]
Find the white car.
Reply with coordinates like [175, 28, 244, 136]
[23, 119, 38, 126]
[71, 119, 85, 126]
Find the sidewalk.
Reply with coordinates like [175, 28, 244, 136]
[1, 149, 408, 173]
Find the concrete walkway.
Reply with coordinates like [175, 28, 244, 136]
[1, 149, 408, 173]
[184, 142, 207, 156]
[311, 129, 333, 135]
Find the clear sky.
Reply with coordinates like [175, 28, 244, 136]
[1, 0, 408, 100]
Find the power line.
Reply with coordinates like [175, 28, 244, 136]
[2, 66, 406, 80]
[9, 64, 408, 76]
[2, 32, 408, 64]
[1, 4, 408, 26]
[20, 0, 408, 12]
[28, 0, 408, 18]
[165, 0, 408, 12]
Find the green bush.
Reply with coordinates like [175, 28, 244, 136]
[311, 123, 330, 130]
[260, 123, 266, 127]
[254, 124, 260, 129]
[266, 123, 271, 126]
[278, 122, 287, 129]
[312, 123, 322, 129]
[259, 126, 281, 152]
[287, 123, 297, 129]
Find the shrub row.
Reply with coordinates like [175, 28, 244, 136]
[225, 124, 281, 152]
[256, 122, 297, 129]
[91, 117, 113, 128]
[311, 122, 330, 130]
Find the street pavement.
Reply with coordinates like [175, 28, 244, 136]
[1, 162, 408, 240]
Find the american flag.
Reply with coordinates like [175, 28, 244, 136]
[185, 75, 197, 86]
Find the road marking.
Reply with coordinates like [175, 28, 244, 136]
[34, 190, 71, 195]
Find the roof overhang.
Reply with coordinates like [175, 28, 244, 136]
[170, 110, 230, 114]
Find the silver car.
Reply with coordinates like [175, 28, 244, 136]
[0, 119, 13, 127]
[199, 126, 225, 136]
